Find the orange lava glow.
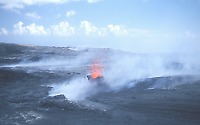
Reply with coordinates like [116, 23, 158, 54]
[91, 62, 102, 79]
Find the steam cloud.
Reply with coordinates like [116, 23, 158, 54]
[103, 53, 200, 89]
[2, 48, 200, 101]
[49, 78, 99, 101]
[49, 50, 200, 101]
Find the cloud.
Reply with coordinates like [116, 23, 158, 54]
[0, 0, 75, 10]
[107, 24, 128, 36]
[66, 10, 76, 17]
[50, 22, 75, 36]
[26, 24, 48, 35]
[0, 1, 24, 10]
[11, 21, 129, 37]
[80, 20, 128, 37]
[25, 12, 41, 20]
[13, 21, 74, 36]
[13, 21, 47, 35]
[10, 21, 153, 38]
[0, 0, 101, 10]
[80, 21, 98, 35]
[13, 21, 26, 35]
[0, 28, 9, 35]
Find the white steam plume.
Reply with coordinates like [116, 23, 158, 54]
[48, 50, 200, 101]
[2, 48, 199, 101]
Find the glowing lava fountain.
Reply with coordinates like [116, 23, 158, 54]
[90, 61, 103, 79]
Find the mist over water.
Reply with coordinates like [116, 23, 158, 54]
[47, 50, 200, 101]
[103, 53, 200, 89]
[49, 78, 96, 101]
[2, 46, 200, 101]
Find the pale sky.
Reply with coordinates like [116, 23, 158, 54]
[0, 0, 200, 53]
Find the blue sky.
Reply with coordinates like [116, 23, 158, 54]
[0, 0, 200, 53]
